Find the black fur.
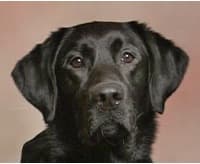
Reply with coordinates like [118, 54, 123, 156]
[12, 21, 189, 162]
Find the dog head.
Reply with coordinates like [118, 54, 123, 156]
[12, 21, 188, 145]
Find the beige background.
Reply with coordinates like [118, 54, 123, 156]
[0, 2, 200, 162]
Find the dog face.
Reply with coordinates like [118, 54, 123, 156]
[12, 21, 188, 146]
[55, 23, 149, 144]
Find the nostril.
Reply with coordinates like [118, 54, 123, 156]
[112, 92, 123, 101]
[99, 93, 106, 102]
[92, 83, 125, 110]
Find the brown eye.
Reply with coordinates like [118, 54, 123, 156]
[121, 52, 135, 63]
[70, 57, 84, 68]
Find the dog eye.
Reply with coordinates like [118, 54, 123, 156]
[121, 52, 135, 64]
[70, 57, 84, 68]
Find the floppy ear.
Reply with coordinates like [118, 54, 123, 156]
[128, 21, 189, 113]
[141, 25, 189, 113]
[11, 28, 68, 123]
[147, 31, 189, 113]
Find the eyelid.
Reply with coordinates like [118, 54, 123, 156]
[69, 54, 83, 61]
[63, 53, 83, 68]
[121, 47, 139, 57]
[117, 47, 142, 65]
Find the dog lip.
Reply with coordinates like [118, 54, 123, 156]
[100, 122, 118, 136]
[96, 104, 119, 112]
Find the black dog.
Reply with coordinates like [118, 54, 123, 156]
[12, 21, 189, 162]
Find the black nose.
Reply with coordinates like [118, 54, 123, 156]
[91, 82, 124, 111]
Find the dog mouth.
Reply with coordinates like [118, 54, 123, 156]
[89, 121, 129, 146]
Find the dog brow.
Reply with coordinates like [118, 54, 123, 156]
[110, 38, 123, 54]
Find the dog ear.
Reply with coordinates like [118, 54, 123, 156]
[128, 21, 189, 113]
[147, 31, 189, 113]
[11, 28, 68, 123]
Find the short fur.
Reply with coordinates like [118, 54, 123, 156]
[12, 21, 189, 162]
